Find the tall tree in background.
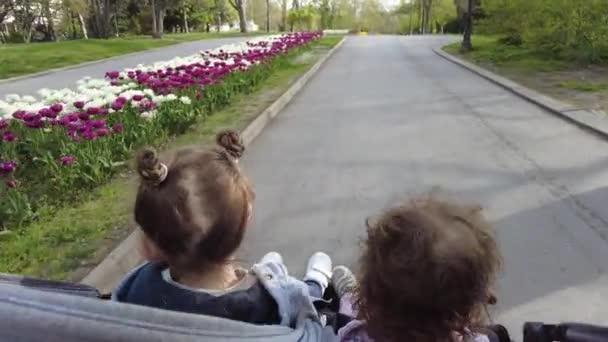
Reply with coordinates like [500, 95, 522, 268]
[265, 0, 270, 31]
[65, 0, 89, 39]
[0, 0, 13, 43]
[227, 0, 247, 32]
[280, 0, 286, 30]
[422, 0, 432, 33]
[460, 0, 472, 51]
[150, 0, 171, 38]
[14, 0, 37, 42]
[88, 0, 113, 38]
[433, 0, 455, 33]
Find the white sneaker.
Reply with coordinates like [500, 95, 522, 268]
[332, 266, 357, 298]
[303, 252, 332, 289]
[259, 251, 283, 265]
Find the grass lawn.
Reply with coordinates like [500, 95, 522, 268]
[443, 35, 608, 114]
[443, 35, 570, 73]
[0, 32, 270, 80]
[0, 36, 343, 282]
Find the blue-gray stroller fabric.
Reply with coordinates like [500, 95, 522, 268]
[0, 281, 337, 342]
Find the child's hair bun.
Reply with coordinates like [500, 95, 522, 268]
[216, 130, 245, 160]
[136, 148, 166, 185]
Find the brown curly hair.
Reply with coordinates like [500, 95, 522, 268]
[134, 130, 254, 271]
[355, 198, 502, 342]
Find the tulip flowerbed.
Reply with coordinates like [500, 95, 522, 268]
[0, 32, 322, 228]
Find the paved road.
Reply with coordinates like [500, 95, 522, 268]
[0, 37, 250, 97]
[240, 35, 608, 337]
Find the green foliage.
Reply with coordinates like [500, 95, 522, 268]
[288, 6, 317, 31]
[481, 0, 608, 63]
[443, 35, 569, 72]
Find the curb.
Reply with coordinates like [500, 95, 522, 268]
[0, 36, 252, 85]
[81, 36, 347, 293]
[433, 47, 608, 140]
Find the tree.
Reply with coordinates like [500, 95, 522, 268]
[227, 0, 247, 32]
[433, 0, 455, 33]
[88, 0, 114, 39]
[63, 0, 89, 39]
[13, 0, 37, 43]
[0, 0, 14, 43]
[421, 0, 432, 33]
[460, 0, 472, 51]
[280, 0, 286, 30]
[265, 0, 270, 31]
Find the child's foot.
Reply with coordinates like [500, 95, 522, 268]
[332, 265, 357, 298]
[303, 252, 332, 290]
[259, 251, 283, 264]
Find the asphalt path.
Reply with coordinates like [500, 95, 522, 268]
[240, 35, 608, 338]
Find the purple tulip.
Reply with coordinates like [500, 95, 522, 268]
[112, 123, 123, 134]
[67, 122, 82, 131]
[78, 113, 91, 121]
[25, 120, 44, 129]
[74, 101, 85, 109]
[96, 128, 110, 137]
[111, 101, 124, 111]
[50, 103, 63, 113]
[2, 131, 17, 142]
[60, 155, 76, 166]
[5, 179, 17, 188]
[106, 71, 120, 79]
[22, 113, 38, 122]
[86, 107, 100, 115]
[98, 108, 109, 116]
[40, 108, 57, 119]
[132, 94, 144, 101]
[12, 110, 25, 120]
[0, 119, 8, 130]
[90, 120, 106, 129]
[0, 161, 17, 174]
[82, 130, 97, 141]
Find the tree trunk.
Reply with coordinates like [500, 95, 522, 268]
[460, 0, 473, 51]
[408, 7, 413, 35]
[113, 14, 119, 36]
[237, 2, 247, 33]
[43, 0, 56, 41]
[70, 11, 78, 39]
[183, 11, 189, 33]
[418, 0, 423, 34]
[423, 2, 432, 34]
[78, 12, 88, 39]
[266, 0, 270, 32]
[151, 0, 158, 37]
[281, 0, 287, 31]
[157, 8, 165, 37]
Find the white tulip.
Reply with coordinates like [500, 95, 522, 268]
[180, 96, 192, 105]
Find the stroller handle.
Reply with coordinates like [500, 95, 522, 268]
[524, 322, 608, 342]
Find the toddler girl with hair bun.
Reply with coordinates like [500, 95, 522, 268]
[114, 130, 333, 328]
